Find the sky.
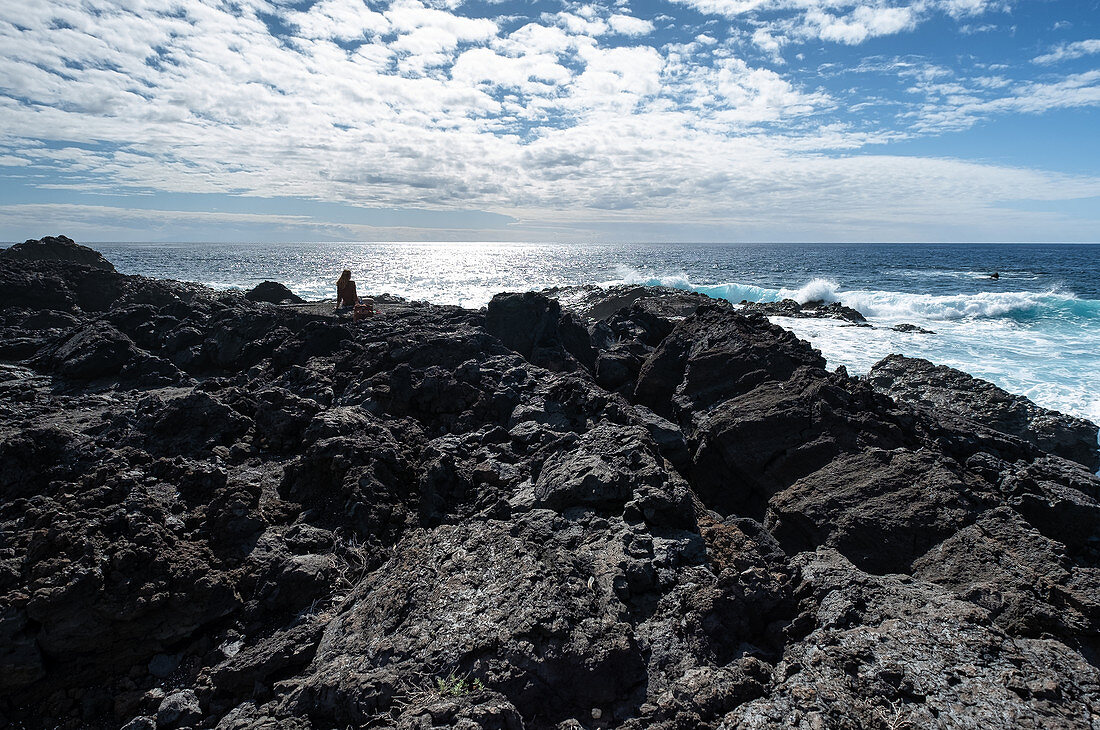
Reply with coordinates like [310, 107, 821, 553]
[0, 0, 1098, 242]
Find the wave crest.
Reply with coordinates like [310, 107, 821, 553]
[605, 267, 1094, 322]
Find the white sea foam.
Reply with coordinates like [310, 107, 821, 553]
[608, 268, 1093, 323]
[837, 288, 1086, 321]
[777, 278, 842, 304]
[600, 269, 1100, 425]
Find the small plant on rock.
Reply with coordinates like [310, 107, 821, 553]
[434, 673, 486, 697]
[874, 699, 913, 730]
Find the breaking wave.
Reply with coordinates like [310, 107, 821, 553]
[608, 268, 1097, 322]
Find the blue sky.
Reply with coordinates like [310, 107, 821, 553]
[0, 0, 1098, 241]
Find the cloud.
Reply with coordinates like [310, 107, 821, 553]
[0, 0, 1097, 243]
[607, 14, 656, 36]
[909, 70, 1100, 133]
[804, 6, 917, 45]
[668, 0, 1008, 48]
[0, 202, 526, 243]
[286, 0, 390, 41]
[1033, 39, 1100, 65]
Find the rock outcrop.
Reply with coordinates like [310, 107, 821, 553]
[1, 244, 1099, 730]
[868, 353, 1099, 471]
[0, 235, 116, 270]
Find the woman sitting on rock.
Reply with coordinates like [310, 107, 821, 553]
[335, 269, 359, 311]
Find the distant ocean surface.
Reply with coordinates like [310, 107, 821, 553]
[85, 242, 1100, 425]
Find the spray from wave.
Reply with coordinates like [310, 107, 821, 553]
[606, 267, 1095, 322]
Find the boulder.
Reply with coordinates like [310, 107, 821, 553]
[891, 322, 935, 334]
[484, 292, 593, 371]
[156, 690, 202, 728]
[253, 387, 322, 451]
[738, 297, 867, 323]
[532, 423, 690, 524]
[135, 391, 253, 455]
[245, 281, 305, 305]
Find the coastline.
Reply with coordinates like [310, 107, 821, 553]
[2, 239, 1099, 729]
[10, 239, 1098, 426]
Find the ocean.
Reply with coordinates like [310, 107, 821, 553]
[85, 241, 1100, 425]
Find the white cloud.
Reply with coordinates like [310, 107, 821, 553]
[608, 14, 655, 36]
[286, 0, 390, 41]
[451, 47, 571, 90]
[1033, 39, 1100, 65]
[804, 6, 917, 45]
[936, 0, 1005, 18]
[910, 71, 1100, 133]
[752, 28, 785, 58]
[669, 0, 1006, 49]
[0, 0, 1096, 242]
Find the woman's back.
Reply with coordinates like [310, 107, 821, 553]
[337, 278, 358, 308]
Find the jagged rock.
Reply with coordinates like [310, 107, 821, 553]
[210, 619, 325, 696]
[737, 297, 867, 323]
[0, 235, 115, 270]
[891, 322, 935, 334]
[724, 549, 1100, 729]
[766, 448, 993, 574]
[254, 387, 322, 451]
[629, 404, 689, 469]
[36, 320, 145, 379]
[869, 354, 1099, 470]
[157, 689, 202, 728]
[136, 390, 253, 455]
[634, 305, 826, 420]
[532, 423, 693, 527]
[245, 281, 305, 305]
[485, 292, 593, 371]
[1, 265, 1098, 730]
[20, 310, 79, 330]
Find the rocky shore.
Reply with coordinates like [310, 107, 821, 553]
[1, 238, 1099, 730]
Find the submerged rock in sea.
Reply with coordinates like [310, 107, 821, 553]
[868, 353, 1100, 471]
[737, 297, 868, 324]
[1, 241, 1099, 730]
[891, 322, 936, 334]
[0, 234, 116, 271]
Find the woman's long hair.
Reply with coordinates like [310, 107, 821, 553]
[337, 269, 351, 286]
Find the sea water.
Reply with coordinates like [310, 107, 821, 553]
[88, 241, 1100, 425]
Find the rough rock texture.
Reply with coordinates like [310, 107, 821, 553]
[869, 353, 1099, 471]
[1, 243, 1099, 730]
[891, 322, 936, 334]
[0, 235, 116, 270]
[736, 298, 868, 324]
[245, 281, 305, 305]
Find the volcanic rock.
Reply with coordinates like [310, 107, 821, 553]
[891, 322, 935, 334]
[738, 297, 868, 323]
[1, 248, 1099, 730]
[868, 353, 1099, 470]
[245, 281, 305, 305]
[0, 235, 115, 271]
